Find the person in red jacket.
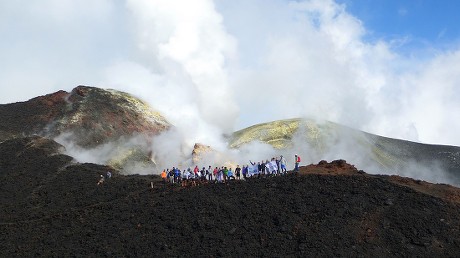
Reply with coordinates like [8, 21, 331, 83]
[294, 154, 301, 172]
[194, 165, 199, 179]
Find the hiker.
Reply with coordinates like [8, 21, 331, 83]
[294, 154, 301, 172]
[242, 165, 248, 179]
[213, 167, 219, 182]
[189, 169, 197, 186]
[207, 166, 213, 181]
[235, 165, 241, 180]
[223, 167, 229, 182]
[270, 158, 278, 175]
[276, 157, 281, 174]
[161, 169, 167, 183]
[174, 168, 181, 184]
[227, 168, 235, 180]
[280, 155, 287, 173]
[182, 170, 188, 186]
[168, 168, 175, 183]
[187, 167, 192, 178]
[265, 159, 275, 176]
[106, 170, 112, 179]
[249, 160, 259, 178]
[217, 167, 224, 183]
[97, 175, 105, 185]
[200, 167, 207, 181]
[194, 166, 199, 179]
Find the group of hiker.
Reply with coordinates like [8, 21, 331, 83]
[160, 154, 301, 186]
[97, 170, 112, 185]
[97, 154, 302, 186]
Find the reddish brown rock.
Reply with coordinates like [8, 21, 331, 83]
[0, 86, 171, 147]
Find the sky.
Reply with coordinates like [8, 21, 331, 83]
[337, 0, 460, 46]
[1, 0, 460, 147]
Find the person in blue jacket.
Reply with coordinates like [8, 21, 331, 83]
[227, 168, 235, 180]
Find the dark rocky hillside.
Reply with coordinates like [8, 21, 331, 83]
[0, 86, 172, 171]
[0, 86, 170, 147]
[1, 137, 459, 257]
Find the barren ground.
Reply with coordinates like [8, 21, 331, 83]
[1, 137, 460, 257]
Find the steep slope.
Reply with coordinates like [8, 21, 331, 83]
[2, 87, 459, 183]
[0, 86, 170, 146]
[0, 86, 171, 171]
[230, 118, 460, 185]
[1, 137, 460, 257]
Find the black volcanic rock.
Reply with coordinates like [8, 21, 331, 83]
[1, 137, 460, 257]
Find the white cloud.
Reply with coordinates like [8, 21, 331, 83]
[218, 0, 460, 146]
[0, 0, 123, 103]
[223, 0, 392, 130]
[0, 0, 459, 151]
[123, 0, 238, 133]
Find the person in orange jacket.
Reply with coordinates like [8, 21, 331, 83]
[160, 169, 167, 183]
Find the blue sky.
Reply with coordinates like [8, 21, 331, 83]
[0, 0, 459, 147]
[337, 0, 460, 51]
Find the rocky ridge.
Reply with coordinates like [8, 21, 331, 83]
[0, 86, 171, 171]
[0, 136, 459, 257]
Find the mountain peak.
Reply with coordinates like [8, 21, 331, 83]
[0, 85, 171, 147]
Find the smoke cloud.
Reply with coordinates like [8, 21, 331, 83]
[101, 0, 239, 167]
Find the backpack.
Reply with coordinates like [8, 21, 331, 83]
[297, 156, 301, 162]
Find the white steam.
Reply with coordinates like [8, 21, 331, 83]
[267, 119, 458, 186]
[217, 0, 460, 147]
[123, 0, 238, 133]
[101, 0, 239, 168]
[54, 132, 155, 175]
[1, 0, 460, 184]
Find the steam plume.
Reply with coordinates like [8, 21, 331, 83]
[1, 0, 460, 185]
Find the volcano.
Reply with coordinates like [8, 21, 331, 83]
[2, 86, 459, 184]
[1, 136, 460, 256]
[0, 86, 170, 145]
[0, 86, 171, 171]
[1, 86, 460, 256]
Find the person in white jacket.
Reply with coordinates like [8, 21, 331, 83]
[280, 155, 287, 173]
[270, 158, 278, 175]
